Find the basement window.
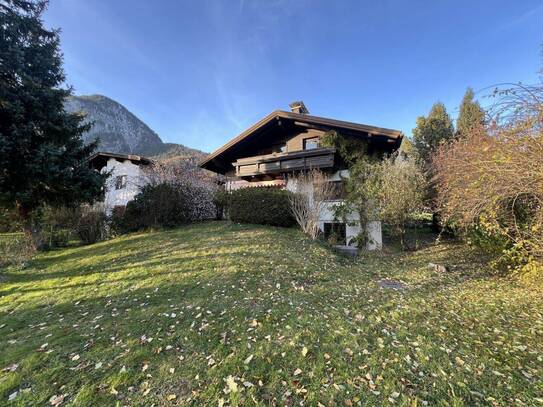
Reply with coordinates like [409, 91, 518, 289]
[115, 175, 127, 190]
[323, 222, 346, 246]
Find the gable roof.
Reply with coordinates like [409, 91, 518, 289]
[199, 110, 403, 172]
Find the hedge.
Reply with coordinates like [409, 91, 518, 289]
[113, 181, 216, 233]
[226, 187, 295, 227]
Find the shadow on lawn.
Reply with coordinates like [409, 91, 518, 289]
[2, 223, 279, 285]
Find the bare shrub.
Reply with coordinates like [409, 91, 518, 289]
[0, 233, 35, 267]
[434, 80, 543, 271]
[76, 206, 109, 244]
[288, 169, 336, 239]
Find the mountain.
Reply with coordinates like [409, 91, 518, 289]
[64, 95, 206, 161]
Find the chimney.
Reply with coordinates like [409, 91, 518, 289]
[289, 101, 309, 115]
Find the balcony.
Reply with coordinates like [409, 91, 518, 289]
[233, 147, 336, 177]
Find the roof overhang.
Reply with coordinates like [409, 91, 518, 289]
[199, 110, 403, 174]
[88, 151, 154, 170]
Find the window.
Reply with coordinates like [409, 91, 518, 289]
[303, 137, 319, 150]
[115, 175, 127, 190]
[324, 222, 346, 245]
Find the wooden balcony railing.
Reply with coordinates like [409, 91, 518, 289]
[233, 147, 336, 177]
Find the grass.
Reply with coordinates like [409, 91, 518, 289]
[1, 221, 542, 406]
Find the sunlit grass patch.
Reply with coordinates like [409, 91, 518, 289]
[1, 221, 542, 406]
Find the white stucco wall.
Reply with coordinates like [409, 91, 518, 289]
[101, 158, 151, 215]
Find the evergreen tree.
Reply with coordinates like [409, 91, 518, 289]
[412, 102, 455, 166]
[0, 0, 106, 245]
[456, 87, 485, 137]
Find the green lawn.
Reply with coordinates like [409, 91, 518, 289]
[1, 222, 542, 406]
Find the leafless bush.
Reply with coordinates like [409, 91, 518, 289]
[434, 81, 543, 270]
[76, 205, 109, 244]
[0, 233, 35, 267]
[484, 80, 543, 130]
[288, 169, 336, 239]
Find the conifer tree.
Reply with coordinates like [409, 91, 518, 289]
[412, 102, 455, 166]
[456, 87, 485, 137]
[0, 0, 107, 246]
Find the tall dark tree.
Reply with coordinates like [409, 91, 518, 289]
[412, 102, 455, 166]
[0, 0, 106, 245]
[456, 88, 485, 137]
[412, 102, 455, 230]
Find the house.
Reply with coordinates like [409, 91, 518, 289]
[199, 102, 403, 250]
[88, 152, 154, 215]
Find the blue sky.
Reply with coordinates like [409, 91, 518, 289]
[44, 0, 543, 153]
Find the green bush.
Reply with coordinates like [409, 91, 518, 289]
[226, 188, 295, 227]
[113, 182, 217, 233]
[115, 183, 190, 233]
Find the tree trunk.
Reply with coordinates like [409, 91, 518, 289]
[431, 212, 441, 233]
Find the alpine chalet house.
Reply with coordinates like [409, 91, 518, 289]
[88, 152, 154, 215]
[199, 102, 403, 250]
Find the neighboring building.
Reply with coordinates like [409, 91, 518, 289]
[199, 102, 403, 250]
[88, 152, 154, 215]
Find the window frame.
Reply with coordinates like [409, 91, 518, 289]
[115, 175, 127, 190]
[303, 137, 320, 150]
[323, 222, 347, 246]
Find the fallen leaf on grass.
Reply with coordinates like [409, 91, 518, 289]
[49, 394, 66, 406]
[2, 363, 19, 372]
[226, 376, 238, 393]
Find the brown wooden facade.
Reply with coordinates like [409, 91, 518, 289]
[199, 108, 403, 182]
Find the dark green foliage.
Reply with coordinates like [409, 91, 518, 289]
[226, 188, 295, 227]
[0, 208, 22, 232]
[0, 1, 106, 231]
[412, 102, 455, 166]
[116, 184, 191, 232]
[213, 190, 230, 220]
[320, 130, 369, 165]
[456, 88, 485, 137]
[113, 182, 217, 233]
